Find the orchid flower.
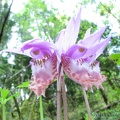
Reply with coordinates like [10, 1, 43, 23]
[1, 8, 111, 120]
[1, 8, 110, 97]
[2, 38, 58, 97]
[55, 8, 110, 92]
[55, 8, 110, 120]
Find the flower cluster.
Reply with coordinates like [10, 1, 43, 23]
[2, 8, 110, 97]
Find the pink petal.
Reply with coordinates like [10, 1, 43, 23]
[1, 48, 32, 57]
[66, 8, 81, 45]
[66, 44, 87, 59]
[78, 26, 107, 47]
[95, 37, 110, 58]
[29, 53, 58, 97]
[1, 38, 56, 59]
[61, 54, 106, 91]
[84, 53, 96, 63]
[82, 37, 110, 61]
[55, 8, 82, 52]
[55, 29, 68, 53]
[21, 38, 55, 52]
[21, 38, 56, 58]
[30, 47, 52, 59]
[83, 27, 91, 39]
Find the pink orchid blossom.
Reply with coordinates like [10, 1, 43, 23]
[2, 38, 58, 97]
[1, 8, 110, 97]
[56, 8, 110, 92]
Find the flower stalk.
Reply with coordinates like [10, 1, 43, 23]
[40, 96, 44, 120]
[57, 64, 62, 120]
[82, 87, 93, 120]
[61, 76, 68, 120]
[57, 89, 61, 120]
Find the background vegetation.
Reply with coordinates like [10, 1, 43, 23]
[0, 0, 120, 119]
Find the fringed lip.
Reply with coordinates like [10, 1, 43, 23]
[29, 53, 58, 97]
[61, 54, 106, 92]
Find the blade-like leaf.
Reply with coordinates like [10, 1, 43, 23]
[17, 81, 30, 88]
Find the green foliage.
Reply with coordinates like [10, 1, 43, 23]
[0, 88, 20, 105]
[0, 88, 20, 120]
[17, 81, 30, 88]
[13, 0, 67, 42]
[110, 53, 120, 65]
[97, 3, 114, 16]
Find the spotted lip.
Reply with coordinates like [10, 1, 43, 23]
[61, 54, 106, 92]
[29, 53, 58, 97]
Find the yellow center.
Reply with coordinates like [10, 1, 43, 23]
[33, 50, 40, 55]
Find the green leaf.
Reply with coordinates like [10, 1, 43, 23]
[6, 92, 20, 102]
[17, 81, 30, 88]
[110, 53, 120, 65]
[1, 89, 9, 100]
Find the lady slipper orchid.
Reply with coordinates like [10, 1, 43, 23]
[1, 8, 110, 97]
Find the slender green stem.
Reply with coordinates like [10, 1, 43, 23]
[61, 76, 68, 120]
[57, 75, 61, 120]
[57, 65, 62, 120]
[82, 87, 93, 120]
[2, 103, 6, 120]
[57, 90, 61, 120]
[40, 96, 44, 120]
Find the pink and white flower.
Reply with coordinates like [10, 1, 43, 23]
[56, 8, 110, 91]
[2, 38, 58, 97]
[1, 8, 110, 96]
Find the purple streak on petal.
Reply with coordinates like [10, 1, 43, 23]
[66, 44, 87, 59]
[78, 26, 107, 47]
